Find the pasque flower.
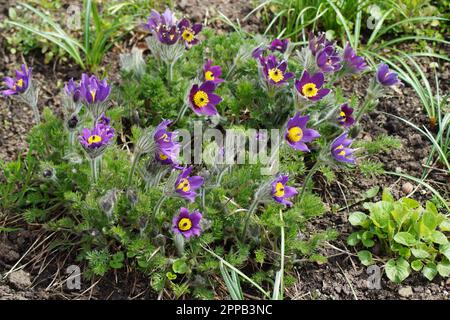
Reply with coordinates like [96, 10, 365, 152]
[178, 18, 202, 48]
[79, 123, 115, 150]
[252, 46, 265, 59]
[295, 71, 331, 101]
[174, 166, 204, 202]
[259, 54, 294, 86]
[80, 74, 111, 104]
[376, 63, 401, 86]
[338, 103, 355, 128]
[189, 81, 222, 116]
[316, 45, 342, 73]
[157, 25, 180, 45]
[202, 59, 224, 85]
[144, 8, 177, 31]
[331, 132, 356, 164]
[271, 175, 298, 207]
[172, 207, 202, 238]
[285, 113, 320, 152]
[153, 119, 177, 149]
[2, 64, 32, 96]
[155, 145, 180, 166]
[343, 43, 367, 74]
[308, 32, 331, 56]
[268, 38, 289, 53]
[64, 78, 81, 103]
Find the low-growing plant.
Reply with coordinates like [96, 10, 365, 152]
[348, 188, 450, 283]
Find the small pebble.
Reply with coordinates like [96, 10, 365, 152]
[402, 182, 414, 194]
[398, 286, 413, 298]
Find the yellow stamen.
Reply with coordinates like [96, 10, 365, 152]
[88, 135, 102, 145]
[16, 79, 24, 88]
[159, 133, 170, 142]
[90, 90, 96, 102]
[287, 126, 303, 143]
[335, 144, 346, 156]
[268, 68, 284, 83]
[205, 71, 215, 81]
[182, 29, 194, 42]
[193, 90, 209, 108]
[338, 150, 346, 156]
[301, 83, 318, 98]
[340, 111, 346, 117]
[158, 153, 168, 160]
[274, 182, 285, 197]
[176, 178, 191, 193]
[178, 217, 192, 231]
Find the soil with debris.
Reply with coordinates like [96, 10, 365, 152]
[1, 0, 449, 300]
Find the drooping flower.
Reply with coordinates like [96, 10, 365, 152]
[157, 25, 180, 45]
[308, 32, 331, 56]
[331, 132, 356, 164]
[268, 38, 289, 53]
[343, 43, 367, 74]
[189, 81, 222, 116]
[202, 59, 224, 85]
[2, 64, 32, 96]
[174, 166, 204, 202]
[172, 207, 202, 238]
[98, 113, 111, 126]
[259, 54, 294, 86]
[376, 63, 401, 86]
[295, 71, 331, 101]
[64, 78, 81, 103]
[153, 119, 177, 149]
[284, 113, 320, 152]
[252, 45, 266, 59]
[79, 123, 115, 150]
[177, 18, 202, 48]
[337, 103, 355, 128]
[80, 74, 111, 104]
[155, 145, 180, 167]
[271, 175, 298, 207]
[316, 45, 342, 73]
[144, 8, 177, 32]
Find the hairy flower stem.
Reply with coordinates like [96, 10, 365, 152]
[173, 103, 188, 125]
[127, 151, 142, 188]
[152, 194, 168, 228]
[167, 60, 175, 84]
[30, 102, 40, 124]
[241, 198, 260, 242]
[298, 160, 321, 203]
[90, 157, 99, 183]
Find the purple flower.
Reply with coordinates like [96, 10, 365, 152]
[285, 113, 320, 152]
[178, 18, 202, 48]
[268, 38, 289, 53]
[308, 32, 331, 56]
[144, 8, 177, 31]
[153, 119, 177, 149]
[189, 81, 222, 116]
[80, 74, 111, 104]
[331, 132, 356, 164]
[79, 123, 115, 149]
[376, 63, 401, 86]
[64, 78, 81, 103]
[174, 166, 204, 202]
[252, 46, 266, 59]
[316, 45, 342, 73]
[157, 25, 180, 45]
[2, 64, 32, 96]
[338, 104, 355, 128]
[295, 71, 331, 101]
[271, 175, 298, 207]
[98, 113, 111, 126]
[343, 43, 367, 74]
[155, 145, 180, 167]
[172, 207, 202, 238]
[259, 54, 294, 86]
[203, 59, 224, 85]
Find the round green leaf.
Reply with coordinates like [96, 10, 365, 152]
[357, 250, 374, 266]
[422, 263, 437, 281]
[411, 260, 423, 271]
[440, 243, 450, 261]
[347, 232, 360, 246]
[394, 232, 417, 247]
[411, 247, 430, 259]
[385, 258, 410, 283]
[437, 261, 450, 277]
[349, 212, 370, 227]
[430, 231, 448, 245]
[172, 259, 189, 274]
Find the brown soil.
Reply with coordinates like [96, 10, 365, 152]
[0, 0, 449, 300]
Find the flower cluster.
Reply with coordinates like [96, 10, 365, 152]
[144, 8, 202, 49]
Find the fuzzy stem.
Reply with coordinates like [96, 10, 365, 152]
[173, 103, 188, 125]
[298, 160, 321, 203]
[152, 194, 168, 229]
[127, 151, 142, 187]
[241, 198, 260, 242]
[31, 102, 40, 124]
[90, 157, 99, 183]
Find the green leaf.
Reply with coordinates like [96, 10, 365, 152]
[422, 263, 438, 281]
[361, 231, 375, 248]
[369, 203, 391, 228]
[440, 243, 450, 261]
[347, 232, 360, 246]
[430, 231, 448, 245]
[364, 186, 380, 198]
[394, 232, 417, 247]
[437, 261, 450, 277]
[385, 258, 410, 283]
[166, 272, 177, 280]
[172, 259, 189, 274]
[411, 247, 430, 259]
[357, 250, 374, 266]
[382, 188, 394, 202]
[411, 260, 423, 271]
[349, 212, 370, 228]
[439, 219, 450, 232]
